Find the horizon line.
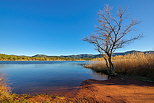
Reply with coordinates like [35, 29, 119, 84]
[0, 49, 153, 57]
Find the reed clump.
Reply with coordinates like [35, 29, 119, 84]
[86, 53, 154, 79]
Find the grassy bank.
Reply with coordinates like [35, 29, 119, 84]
[85, 53, 154, 80]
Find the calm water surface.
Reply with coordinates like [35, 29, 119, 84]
[0, 61, 107, 95]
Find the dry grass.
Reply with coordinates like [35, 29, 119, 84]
[86, 53, 154, 79]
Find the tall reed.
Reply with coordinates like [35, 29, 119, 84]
[87, 53, 154, 79]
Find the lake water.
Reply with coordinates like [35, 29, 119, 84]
[0, 61, 108, 95]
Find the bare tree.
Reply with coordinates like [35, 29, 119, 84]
[83, 5, 142, 75]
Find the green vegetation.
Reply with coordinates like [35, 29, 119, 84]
[85, 53, 154, 80]
[0, 54, 91, 61]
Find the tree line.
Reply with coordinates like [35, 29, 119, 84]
[0, 54, 91, 61]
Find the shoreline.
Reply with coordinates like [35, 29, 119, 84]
[1, 75, 154, 103]
[74, 76, 154, 103]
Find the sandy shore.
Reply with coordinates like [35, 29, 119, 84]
[73, 77, 154, 103]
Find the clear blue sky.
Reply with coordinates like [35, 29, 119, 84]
[0, 0, 154, 56]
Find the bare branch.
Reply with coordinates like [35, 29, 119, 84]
[83, 5, 142, 74]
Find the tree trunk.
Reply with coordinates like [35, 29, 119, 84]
[108, 56, 115, 75]
[103, 56, 110, 73]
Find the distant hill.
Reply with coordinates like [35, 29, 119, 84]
[33, 50, 154, 58]
[33, 54, 48, 57]
[60, 54, 101, 58]
[113, 50, 154, 56]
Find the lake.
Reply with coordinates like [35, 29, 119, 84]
[0, 61, 107, 95]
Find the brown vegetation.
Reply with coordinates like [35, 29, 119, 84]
[85, 53, 154, 80]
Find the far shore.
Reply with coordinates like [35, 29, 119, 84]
[0, 60, 89, 61]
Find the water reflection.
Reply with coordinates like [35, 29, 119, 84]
[0, 61, 107, 95]
[91, 72, 108, 80]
